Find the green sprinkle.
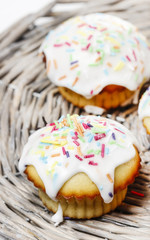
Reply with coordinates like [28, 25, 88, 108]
[128, 28, 132, 35]
[87, 149, 94, 154]
[89, 63, 100, 67]
[96, 40, 103, 43]
[92, 128, 106, 133]
[67, 114, 73, 129]
[69, 54, 73, 62]
[116, 143, 125, 148]
[94, 150, 101, 155]
[54, 120, 60, 129]
[111, 47, 120, 53]
[108, 140, 116, 145]
[78, 135, 85, 143]
[62, 133, 68, 136]
[38, 145, 44, 149]
[89, 46, 94, 53]
[53, 133, 59, 136]
[77, 71, 81, 76]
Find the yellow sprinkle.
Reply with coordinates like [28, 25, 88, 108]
[58, 75, 67, 81]
[67, 145, 74, 150]
[106, 173, 113, 183]
[114, 61, 125, 71]
[77, 30, 87, 37]
[51, 161, 58, 168]
[53, 59, 58, 69]
[65, 162, 69, 168]
[72, 40, 79, 45]
[35, 150, 45, 156]
[46, 60, 51, 74]
[51, 153, 60, 157]
[53, 145, 59, 149]
[61, 140, 68, 146]
[105, 36, 120, 46]
[119, 138, 125, 143]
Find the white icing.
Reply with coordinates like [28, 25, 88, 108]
[51, 204, 63, 225]
[40, 13, 150, 99]
[19, 115, 139, 205]
[138, 86, 150, 120]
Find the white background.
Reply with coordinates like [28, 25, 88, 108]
[0, 0, 54, 33]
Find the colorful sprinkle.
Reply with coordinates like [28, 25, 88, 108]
[94, 133, 106, 141]
[101, 144, 105, 158]
[106, 173, 113, 183]
[131, 190, 144, 197]
[75, 154, 83, 161]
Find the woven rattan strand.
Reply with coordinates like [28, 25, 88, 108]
[0, 0, 150, 239]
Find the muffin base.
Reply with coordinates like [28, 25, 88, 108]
[58, 86, 134, 110]
[39, 188, 127, 219]
[143, 117, 150, 135]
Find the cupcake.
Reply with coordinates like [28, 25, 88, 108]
[19, 115, 140, 224]
[138, 84, 150, 135]
[39, 13, 150, 109]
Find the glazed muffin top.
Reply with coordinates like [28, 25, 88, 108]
[138, 86, 150, 120]
[19, 115, 140, 204]
[40, 13, 150, 99]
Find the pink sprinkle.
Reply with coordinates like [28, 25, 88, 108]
[101, 144, 105, 158]
[134, 37, 139, 45]
[132, 50, 137, 61]
[53, 44, 64, 47]
[114, 128, 125, 134]
[126, 55, 131, 62]
[73, 140, 80, 146]
[88, 161, 98, 166]
[82, 43, 91, 51]
[78, 23, 86, 28]
[40, 134, 45, 137]
[65, 42, 71, 46]
[100, 27, 107, 32]
[75, 155, 83, 161]
[48, 123, 55, 126]
[94, 133, 106, 141]
[103, 122, 106, 126]
[72, 136, 78, 140]
[88, 25, 97, 29]
[84, 154, 95, 158]
[51, 126, 58, 133]
[74, 131, 78, 136]
[62, 147, 66, 155]
[90, 90, 93, 95]
[88, 34, 93, 40]
[82, 123, 88, 129]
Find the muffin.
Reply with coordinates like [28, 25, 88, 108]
[138, 84, 150, 134]
[19, 115, 140, 223]
[39, 13, 150, 109]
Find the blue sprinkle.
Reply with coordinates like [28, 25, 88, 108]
[96, 142, 100, 147]
[66, 151, 70, 158]
[100, 185, 103, 191]
[66, 48, 75, 53]
[53, 172, 58, 181]
[111, 52, 116, 56]
[58, 115, 64, 122]
[88, 135, 94, 143]
[109, 192, 113, 198]
[40, 142, 52, 146]
[87, 123, 93, 127]
[70, 131, 75, 136]
[112, 132, 116, 140]
[85, 132, 91, 137]
[71, 60, 78, 65]
[105, 148, 109, 155]
[121, 56, 126, 62]
[103, 69, 109, 76]
[39, 156, 48, 164]
[57, 162, 62, 166]
[99, 43, 105, 48]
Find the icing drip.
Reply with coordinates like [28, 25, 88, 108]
[138, 86, 150, 120]
[40, 13, 150, 99]
[19, 115, 139, 204]
[51, 204, 63, 226]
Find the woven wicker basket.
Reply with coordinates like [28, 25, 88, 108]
[0, 0, 150, 239]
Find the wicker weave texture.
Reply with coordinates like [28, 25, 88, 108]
[0, 0, 150, 239]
